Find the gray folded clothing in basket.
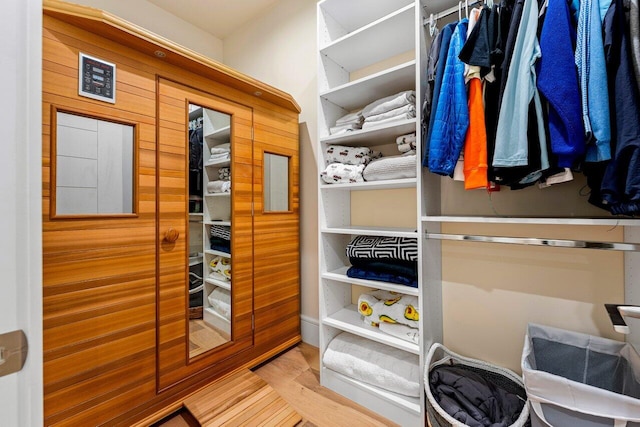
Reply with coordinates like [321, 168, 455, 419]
[425, 343, 530, 427]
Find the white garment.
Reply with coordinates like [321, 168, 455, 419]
[362, 90, 416, 118]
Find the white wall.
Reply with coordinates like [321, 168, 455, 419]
[69, 0, 224, 61]
[223, 0, 320, 342]
[0, 0, 43, 425]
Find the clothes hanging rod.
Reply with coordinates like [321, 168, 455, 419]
[425, 233, 640, 251]
[423, 0, 485, 26]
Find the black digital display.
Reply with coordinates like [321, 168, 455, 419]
[79, 53, 116, 103]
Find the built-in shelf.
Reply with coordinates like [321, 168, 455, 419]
[205, 277, 231, 290]
[322, 266, 419, 297]
[205, 249, 231, 258]
[321, 226, 418, 238]
[319, 0, 414, 38]
[189, 255, 203, 267]
[319, 4, 415, 72]
[204, 125, 230, 144]
[204, 158, 230, 168]
[204, 192, 231, 197]
[323, 305, 420, 354]
[320, 61, 416, 111]
[421, 215, 640, 226]
[204, 220, 231, 226]
[320, 119, 417, 147]
[321, 368, 421, 415]
[320, 177, 416, 191]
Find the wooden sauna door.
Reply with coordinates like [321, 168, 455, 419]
[157, 78, 254, 391]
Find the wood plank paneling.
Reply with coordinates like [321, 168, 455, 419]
[43, 5, 300, 425]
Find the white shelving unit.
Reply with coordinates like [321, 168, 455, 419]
[317, 1, 431, 425]
[200, 108, 232, 336]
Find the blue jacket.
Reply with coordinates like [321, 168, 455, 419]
[537, 0, 584, 168]
[423, 22, 456, 167]
[601, 0, 640, 215]
[428, 19, 469, 176]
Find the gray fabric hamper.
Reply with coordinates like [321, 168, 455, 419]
[522, 323, 640, 426]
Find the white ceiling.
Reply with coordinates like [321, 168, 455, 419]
[146, 0, 281, 39]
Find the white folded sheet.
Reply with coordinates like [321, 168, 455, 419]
[323, 332, 420, 397]
[363, 153, 417, 181]
[362, 90, 415, 118]
[207, 180, 231, 193]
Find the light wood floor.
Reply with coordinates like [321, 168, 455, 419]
[154, 343, 399, 427]
[189, 319, 230, 358]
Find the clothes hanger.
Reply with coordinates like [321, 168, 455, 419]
[428, 13, 438, 37]
[465, 0, 469, 18]
[458, 1, 462, 21]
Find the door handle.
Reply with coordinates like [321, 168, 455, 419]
[0, 330, 28, 377]
[164, 227, 180, 243]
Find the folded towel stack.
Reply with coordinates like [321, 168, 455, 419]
[208, 255, 231, 282]
[396, 132, 417, 153]
[345, 235, 418, 288]
[207, 286, 230, 320]
[209, 143, 230, 163]
[357, 290, 420, 344]
[361, 91, 416, 129]
[330, 110, 364, 135]
[207, 180, 231, 193]
[210, 225, 230, 254]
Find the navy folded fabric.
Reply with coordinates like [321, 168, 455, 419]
[349, 257, 417, 279]
[346, 266, 417, 288]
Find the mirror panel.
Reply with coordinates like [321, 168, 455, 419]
[55, 111, 134, 215]
[188, 104, 232, 358]
[264, 152, 290, 212]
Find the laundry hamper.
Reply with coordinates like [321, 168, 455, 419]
[425, 343, 530, 427]
[522, 323, 640, 427]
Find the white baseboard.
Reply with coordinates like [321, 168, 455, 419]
[300, 314, 319, 347]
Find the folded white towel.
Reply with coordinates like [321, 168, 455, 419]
[362, 90, 415, 118]
[207, 287, 231, 320]
[210, 143, 230, 154]
[208, 153, 230, 165]
[364, 104, 416, 123]
[335, 110, 364, 126]
[207, 180, 231, 193]
[330, 123, 361, 135]
[363, 153, 417, 181]
[323, 332, 420, 397]
[361, 112, 416, 129]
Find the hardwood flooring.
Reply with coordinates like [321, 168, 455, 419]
[154, 343, 399, 427]
[189, 319, 229, 358]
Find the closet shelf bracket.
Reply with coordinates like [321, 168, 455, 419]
[425, 232, 640, 251]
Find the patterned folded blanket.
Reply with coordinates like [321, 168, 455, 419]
[210, 225, 230, 240]
[324, 144, 379, 166]
[320, 163, 365, 184]
[363, 153, 417, 181]
[346, 235, 417, 262]
[357, 289, 419, 330]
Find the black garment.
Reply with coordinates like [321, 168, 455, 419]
[497, 0, 525, 114]
[423, 29, 444, 155]
[484, 5, 503, 182]
[188, 127, 203, 196]
[600, 0, 640, 215]
[429, 364, 526, 427]
[349, 257, 417, 279]
[459, 6, 493, 77]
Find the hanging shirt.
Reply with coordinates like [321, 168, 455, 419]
[575, 0, 612, 162]
[428, 19, 469, 176]
[493, 0, 548, 177]
[459, 7, 489, 189]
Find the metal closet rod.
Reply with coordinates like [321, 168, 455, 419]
[425, 233, 640, 251]
[423, 0, 485, 25]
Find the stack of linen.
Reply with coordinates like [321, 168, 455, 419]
[362, 132, 418, 182]
[357, 289, 420, 344]
[362, 90, 416, 129]
[209, 225, 230, 254]
[209, 142, 230, 163]
[330, 110, 364, 135]
[345, 235, 418, 288]
[320, 144, 380, 184]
